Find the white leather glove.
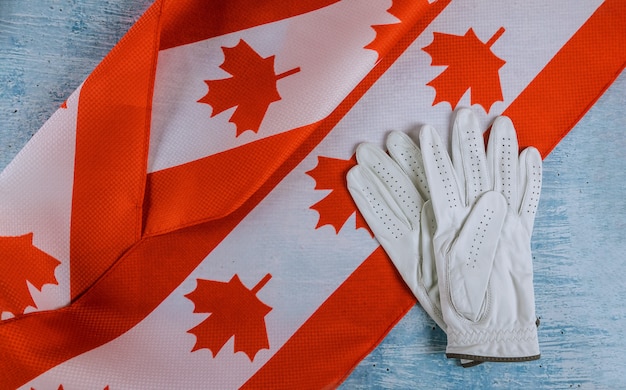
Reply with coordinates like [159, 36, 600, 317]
[420, 108, 541, 362]
[347, 131, 445, 332]
[347, 131, 479, 367]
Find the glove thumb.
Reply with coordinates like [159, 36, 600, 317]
[448, 191, 507, 322]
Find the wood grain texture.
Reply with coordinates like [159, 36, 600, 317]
[1, 1, 625, 388]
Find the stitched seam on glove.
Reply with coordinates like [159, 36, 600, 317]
[447, 325, 538, 345]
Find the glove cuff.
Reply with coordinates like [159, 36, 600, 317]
[446, 324, 540, 363]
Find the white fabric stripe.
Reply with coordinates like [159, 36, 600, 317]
[0, 86, 80, 319]
[147, 0, 395, 173]
[354, 0, 604, 150]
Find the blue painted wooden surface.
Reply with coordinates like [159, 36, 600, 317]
[1, 1, 625, 388]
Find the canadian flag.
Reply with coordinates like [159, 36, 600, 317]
[0, 0, 624, 388]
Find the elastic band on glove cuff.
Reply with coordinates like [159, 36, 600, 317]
[448, 353, 540, 363]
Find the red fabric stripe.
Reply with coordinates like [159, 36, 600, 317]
[143, 0, 439, 235]
[69, 0, 161, 299]
[143, 121, 318, 235]
[504, 0, 626, 156]
[242, 248, 416, 389]
[160, 0, 340, 50]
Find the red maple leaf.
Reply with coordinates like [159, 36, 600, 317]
[423, 27, 506, 112]
[306, 155, 372, 235]
[365, 0, 430, 60]
[185, 274, 273, 361]
[198, 39, 300, 137]
[0, 233, 60, 315]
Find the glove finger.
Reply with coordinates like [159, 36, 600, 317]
[420, 125, 464, 225]
[451, 108, 490, 206]
[347, 157, 421, 294]
[386, 131, 430, 201]
[354, 143, 424, 230]
[487, 116, 519, 208]
[449, 191, 507, 322]
[517, 146, 542, 234]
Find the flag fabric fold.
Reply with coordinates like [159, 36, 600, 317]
[0, 0, 624, 388]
